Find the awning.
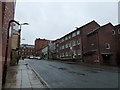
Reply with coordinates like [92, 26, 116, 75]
[101, 53, 112, 55]
[84, 50, 96, 56]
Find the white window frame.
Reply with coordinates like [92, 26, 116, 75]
[112, 30, 115, 35]
[106, 43, 110, 49]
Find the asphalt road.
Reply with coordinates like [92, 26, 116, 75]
[25, 59, 119, 88]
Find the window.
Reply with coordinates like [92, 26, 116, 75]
[72, 32, 76, 37]
[66, 52, 68, 56]
[76, 40, 80, 45]
[68, 35, 71, 39]
[77, 50, 81, 55]
[90, 43, 95, 46]
[118, 29, 120, 34]
[106, 43, 110, 49]
[77, 30, 80, 35]
[62, 45, 64, 49]
[112, 30, 115, 35]
[60, 47, 61, 50]
[62, 53, 64, 57]
[69, 43, 71, 47]
[73, 51, 76, 55]
[65, 37, 68, 40]
[68, 52, 71, 56]
[62, 38, 64, 42]
[66, 44, 68, 48]
[57, 55, 59, 58]
[56, 44, 59, 47]
[72, 41, 76, 46]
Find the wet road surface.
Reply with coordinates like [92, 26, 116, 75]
[26, 59, 119, 88]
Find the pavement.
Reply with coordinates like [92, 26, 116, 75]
[2, 60, 46, 89]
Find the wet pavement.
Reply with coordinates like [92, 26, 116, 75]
[26, 59, 119, 88]
[2, 60, 46, 89]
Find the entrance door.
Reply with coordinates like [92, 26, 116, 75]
[102, 54, 110, 64]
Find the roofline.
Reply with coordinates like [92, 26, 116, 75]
[59, 20, 99, 40]
[87, 22, 113, 36]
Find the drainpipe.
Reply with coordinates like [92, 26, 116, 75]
[2, 20, 20, 85]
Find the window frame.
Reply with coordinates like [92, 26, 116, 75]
[112, 30, 115, 35]
[106, 43, 110, 49]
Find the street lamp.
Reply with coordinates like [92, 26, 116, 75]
[2, 20, 20, 85]
[18, 22, 29, 60]
[20, 23, 29, 30]
[19, 22, 29, 45]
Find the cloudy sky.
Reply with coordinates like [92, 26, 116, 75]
[15, 0, 119, 45]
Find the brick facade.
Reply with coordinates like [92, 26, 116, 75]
[35, 38, 50, 57]
[19, 44, 35, 58]
[86, 23, 119, 65]
[0, 1, 15, 88]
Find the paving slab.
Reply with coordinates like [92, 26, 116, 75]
[2, 60, 46, 89]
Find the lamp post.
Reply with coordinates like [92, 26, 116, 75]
[18, 23, 29, 46]
[2, 20, 20, 85]
[18, 23, 29, 60]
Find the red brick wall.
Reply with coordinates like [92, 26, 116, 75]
[80, 21, 100, 62]
[2, 2, 15, 68]
[35, 38, 50, 56]
[98, 23, 117, 65]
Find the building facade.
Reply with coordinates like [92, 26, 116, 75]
[55, 21, 119, 65]
[86, 23, 118, 65]
[35, 38, 50, 57]
[56, 21, 100, 62]
[19, 44, 35, 59]
[0, 1, 16, 87]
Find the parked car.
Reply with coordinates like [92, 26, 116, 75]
[29, 56, 34, 59]
[34, 56, 41, 60]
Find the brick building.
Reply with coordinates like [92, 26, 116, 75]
[19, 44, 35, 58]
[57, 29, 81, 61]
[84, 23, 119, 65]
[35, 38, 50, 57]
[114, 24, 120, 65]
[56, 21, 100, 62]
[55, 20, 119, 65]
[0, 1, 16, 87]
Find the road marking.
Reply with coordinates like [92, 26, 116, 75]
[27, 64, 51, 88]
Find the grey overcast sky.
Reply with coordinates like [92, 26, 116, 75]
[14, 0, 119, 45]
